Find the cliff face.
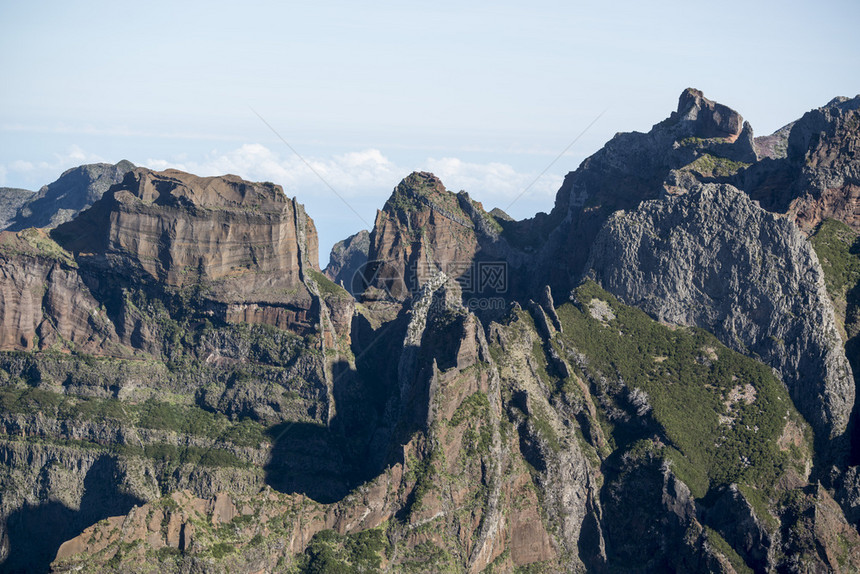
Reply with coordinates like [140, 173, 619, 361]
[4, 161, 134, 232]
[323, 229, 370, 295]
[588, 183, 854, 460]
[52, 168, 316, 286]
[498, 88, 758, 296]
[744, 95, 860, 233]
[0, 229, 119, 353]
[51, 168, 325, 336]
[361, 171, 515, 304]
[0, 188, 32, 230]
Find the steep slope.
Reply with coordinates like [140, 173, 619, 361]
[743, 95, 860, 233]
[361, 171, 515, 307]
[324, 229, 370, 295]
[0, 228, 120, 354]
[50, 280, 854, 573]
[587, 183, 854, 464]
[0, 188, 32, 230]
[52, 168, 322, 335]
[4, 161, 134, 231]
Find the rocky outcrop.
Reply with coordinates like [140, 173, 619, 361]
[362, 172, 516, 304]
[53, 168, 316, 287]
[0, 229, 119, 353]
[5, 161, 134, 231]
[52, 168, 321, 335]
[754, 122, 794, 160]
[500, 88, 758, 295]
[744, 95, 860, 233]
[323, 229, 369, 294]
[587, 183, 854, 460]
[0, 188, 32, 230]
[363, 172, 482, 301]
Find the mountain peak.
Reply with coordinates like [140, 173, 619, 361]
[673, 87, 745, 140]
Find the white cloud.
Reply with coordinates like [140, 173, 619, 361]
[3, 141, 563, 225]
[426, 156, 563, 203]
[1, 146, 107, 190]
[143, 144, 562, 208]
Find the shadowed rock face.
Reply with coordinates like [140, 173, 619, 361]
[5, 160, 134, 231]
[0, 188, 32, 230]
[324, 229, 369, 295]
[744, 95, 860, 233]
[588, 183, 855, 460]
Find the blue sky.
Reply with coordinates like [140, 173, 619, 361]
[2, 0, 859, 257]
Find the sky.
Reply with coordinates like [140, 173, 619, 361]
[2, 0, 859, 258]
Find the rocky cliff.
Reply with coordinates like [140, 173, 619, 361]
[0, 228, 119, 354]
[2, 88, 860, 573]
[324, 229, 370, 295]
[361, 172, 523, 314]
[52, 168, 323, 335]
[587, 183, 855, 463]
[499, 88, 758, 296]
[0, 188, 32, 230]
[744, 95, 860, 233]
[4, 161, 134, 232]
[0, 168, 361, 571]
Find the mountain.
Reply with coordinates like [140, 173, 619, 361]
[742, 96, 860, 234]
[2, 89, 860, 573]
[3, 160, 134, 232]
[0, 188, 33, 230]
[324, 229, 370, 295]
[587, 182, 854, 463]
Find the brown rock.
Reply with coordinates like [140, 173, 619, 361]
[0, 229, 118, 352]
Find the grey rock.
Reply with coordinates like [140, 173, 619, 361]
[0, 188, 33, 230]
[706, 484, 775, 570]
[835, 465, 860, 525]
[323, 229, 369, 295]
[6, 160, 134, 231]
[743, 95, 860, 233]
[754, 122, 795, 160]
[587, 183, 854, 460]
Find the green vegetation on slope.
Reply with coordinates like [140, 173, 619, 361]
[810, 218, 860, 337]
[0, 385, 267, 447]
[297, 528, 390, 573]
[684, 153, 752, 179]
[556, 280, 809, 497]
[308, 268, 351, 298]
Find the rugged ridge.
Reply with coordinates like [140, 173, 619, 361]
[0, 188, 32, 230]
[744, 95, 860, 233]
[5, 160, 134, 231]
[499, 88, 758, 297]
[1, 88, 860, 572]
